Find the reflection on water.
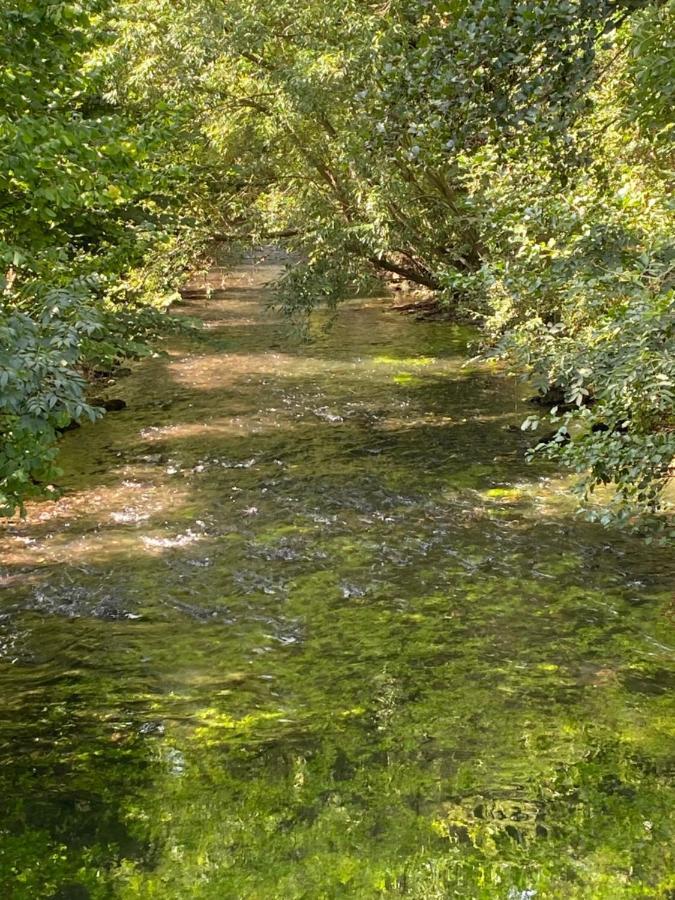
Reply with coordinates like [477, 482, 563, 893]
[0, 255, 673, 898]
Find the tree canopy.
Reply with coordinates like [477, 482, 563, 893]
[1, 0, 673, 530]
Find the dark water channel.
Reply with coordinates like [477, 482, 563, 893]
[0, 256, 673, 898]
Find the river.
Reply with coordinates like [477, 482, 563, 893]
[0, 253, 673, 898]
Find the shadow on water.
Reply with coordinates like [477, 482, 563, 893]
[0, 258, 673, 898]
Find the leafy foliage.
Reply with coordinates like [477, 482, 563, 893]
[0, 285, 100, 513]
[0, 1, 216, 513]
[478, 3, 675, 532]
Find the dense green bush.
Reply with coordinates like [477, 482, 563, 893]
[0, 1, 216, 513]
[477, 2, 674, 532]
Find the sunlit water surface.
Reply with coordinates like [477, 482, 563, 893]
[1, 256, 673, 899]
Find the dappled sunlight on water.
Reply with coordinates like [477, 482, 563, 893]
[0, 254, 673, 898]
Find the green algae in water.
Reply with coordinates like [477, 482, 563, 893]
[0, 260, 673, 899]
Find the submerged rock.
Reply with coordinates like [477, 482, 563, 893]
[91, 397, 128, 412]
[29, 586, 138, 621]
[528, 384, 594, 411]
[532, 428, 570, 448]
[138, 721, 165, 736]
[591, 420, 630, 435]
[56, 419, 81, 433]
[528, 385, 567, 408]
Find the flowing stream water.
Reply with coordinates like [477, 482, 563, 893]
[0, 254, 673, 899]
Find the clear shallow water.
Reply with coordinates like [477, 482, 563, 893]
[0, 256, 673, 899]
